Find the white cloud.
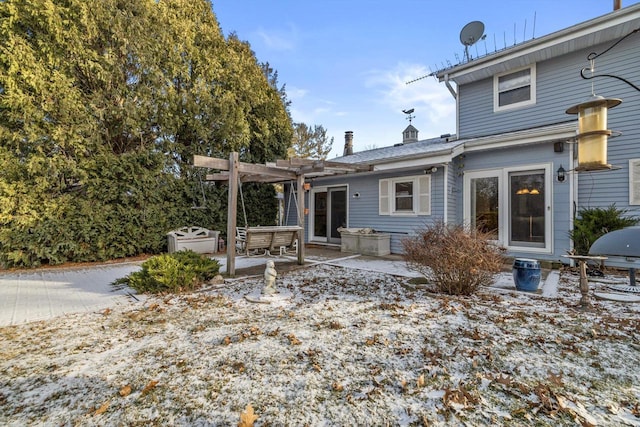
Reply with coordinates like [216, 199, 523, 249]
[286, 86, 309, 101]
[256, 24, 298, 51]
[364, 62, 456, 135]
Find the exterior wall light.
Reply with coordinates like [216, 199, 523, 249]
[565, 95, 621, 171]
[557, 164, 566, 182]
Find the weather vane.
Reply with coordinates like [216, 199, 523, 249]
[402, 108, 415, 124]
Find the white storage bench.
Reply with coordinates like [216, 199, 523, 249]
[167, 226, 219, 254]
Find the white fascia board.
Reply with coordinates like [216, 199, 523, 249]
[462, 123, 577, 152]
[372, 153, 453, 171]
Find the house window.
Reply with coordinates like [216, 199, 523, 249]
[379, 175, 430, 216]
[630, 159, 640, 205]
[395, 181, 413, 211]
[494, 65, 536, 111]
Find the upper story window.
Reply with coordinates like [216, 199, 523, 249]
[494, 65, 536, 112]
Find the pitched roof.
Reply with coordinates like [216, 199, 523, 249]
[330, 135, 462, 166]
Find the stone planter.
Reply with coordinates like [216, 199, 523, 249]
[358, 233, 391, 256]
[339, 228, 390, 256]
[340, 231, 360, 253]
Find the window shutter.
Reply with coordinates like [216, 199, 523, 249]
[379, 179, 390, 215]
[418, 176, 431, 215]
[630, 159, 640, 205]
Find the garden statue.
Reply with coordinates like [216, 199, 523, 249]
[263, 260, 278, 295]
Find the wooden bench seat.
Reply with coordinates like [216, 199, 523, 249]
[236, 226, 301, 256]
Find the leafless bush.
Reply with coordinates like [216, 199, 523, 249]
[402, 221, 505, 295]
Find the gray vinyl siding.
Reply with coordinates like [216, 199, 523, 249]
[572, 36, 639, 215]
[310, 167, 446, 253]
[455, 142, 573, 262]
[575, 38, 640, 214]
[458, 36, 637, 139]
[456, 33, 640, 260]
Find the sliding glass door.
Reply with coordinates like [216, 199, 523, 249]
[465, 165, 551, 253]
[509, 170, 546, 248]
[311, 186, 347, 243]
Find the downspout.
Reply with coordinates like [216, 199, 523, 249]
[443, 164, 449, 224]
[443, 74, 457, 99]
[569, 137, 576, 258]
[444, 74, 460, 138]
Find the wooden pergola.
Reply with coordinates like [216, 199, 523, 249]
[193, 152, 369, 276]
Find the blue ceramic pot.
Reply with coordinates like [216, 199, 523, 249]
[512, 258, 541, 292]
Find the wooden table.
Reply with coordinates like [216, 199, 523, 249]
[564, 255, 608, 309]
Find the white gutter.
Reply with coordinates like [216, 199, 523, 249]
[462, 123, 577, 152]
[372, 153, 455, 171]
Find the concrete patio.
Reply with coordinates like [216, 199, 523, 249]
[0, 247, 421, 327]
[0, 246, 562, 328]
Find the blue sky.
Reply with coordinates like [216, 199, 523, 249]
[212, 0, 638, 158]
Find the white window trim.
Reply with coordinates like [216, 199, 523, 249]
[493, 64, 537, 112]
[463, 163, 552, 254]
[463, 169, 503, 244]
[629, 159, 640, 205]
[379, 175, 431, 216]
[309, 185, 350, 242]
[505, 164, 552, 254]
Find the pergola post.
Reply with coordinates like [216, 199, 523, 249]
[226, 152, 238, 276]
[194, 152, 369, 275]
[297, 173, 305, 265]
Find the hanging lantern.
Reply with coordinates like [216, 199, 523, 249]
[566, 95, 621, 171]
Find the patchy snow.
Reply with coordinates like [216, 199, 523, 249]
[1, 264, 639, 426]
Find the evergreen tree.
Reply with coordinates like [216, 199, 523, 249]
[0, 0, 291, 267]
[288, 123, 334, 159]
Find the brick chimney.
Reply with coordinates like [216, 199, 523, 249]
[343, 131, 353, 156]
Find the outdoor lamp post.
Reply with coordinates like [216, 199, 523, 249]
[565, 95, 621, 171]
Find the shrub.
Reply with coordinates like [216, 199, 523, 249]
[569, 204, 639, 255]
[402, 221, 505, 295]
[113, 250, 220, 294]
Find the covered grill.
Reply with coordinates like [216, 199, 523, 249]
[589, 226, 640, 289]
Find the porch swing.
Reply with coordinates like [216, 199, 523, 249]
[234, 178, 301, 256]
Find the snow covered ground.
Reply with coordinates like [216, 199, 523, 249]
[1, 263, 639, 426]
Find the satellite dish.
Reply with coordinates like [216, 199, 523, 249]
[460, 21, 485, 46]
[460, 21, 485, 61]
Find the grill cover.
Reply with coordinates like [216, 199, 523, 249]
[589, 226, 640, 269]
[589, 227, 640, 258]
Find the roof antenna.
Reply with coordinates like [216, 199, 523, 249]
[532, 12, 537, 39]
